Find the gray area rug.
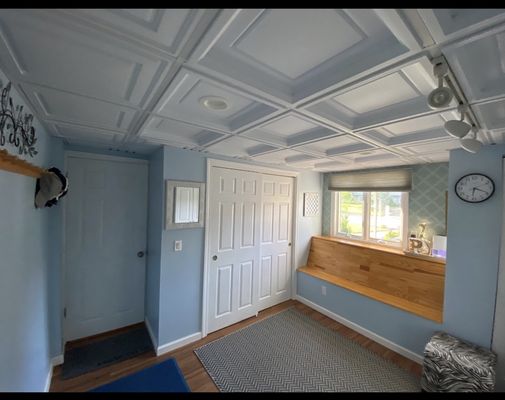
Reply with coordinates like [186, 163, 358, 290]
[62, 325, 154, 379]
[194, 308, 421, 392]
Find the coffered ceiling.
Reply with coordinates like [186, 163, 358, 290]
[1, 9, 505, 171]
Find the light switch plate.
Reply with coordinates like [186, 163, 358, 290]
[174, 240, 182, 251]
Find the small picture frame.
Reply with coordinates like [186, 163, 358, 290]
[165, 180, 206, 229]
[303, 192, 319, 217]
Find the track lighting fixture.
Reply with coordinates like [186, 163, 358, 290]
[444, 104, 471, 138]
[427, 58, 453, 109]
[427, 56, 483, 153]
[460, 126, 482, 154]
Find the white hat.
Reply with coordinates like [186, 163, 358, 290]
[34, 167, 68, 208]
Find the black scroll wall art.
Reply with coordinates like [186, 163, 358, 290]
[0, 79, 37, 157]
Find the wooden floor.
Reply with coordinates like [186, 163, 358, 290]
[50, 300, 422, 392]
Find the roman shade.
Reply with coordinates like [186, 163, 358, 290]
[328, 169, 412, 192]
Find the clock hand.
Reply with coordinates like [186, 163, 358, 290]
[474, 188, 489, 194]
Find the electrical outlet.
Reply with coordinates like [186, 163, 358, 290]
[174, 240, 182, 252]
[321, 285, 326, 296]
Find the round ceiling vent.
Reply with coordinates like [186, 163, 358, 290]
[199, 96, 229, 111]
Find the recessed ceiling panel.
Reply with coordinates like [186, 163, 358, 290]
[251, 148, 305, 164]
[142, 116, 227, 147]
[65, 9, 208, 56]
[242, 113, 339, 147]
[205, 136, 272, 159]
[473, 99, 505, 131]
[52, 123, 124, 144]
[0, 10, 172, 107]
[444, 28, 505, 102]
[419, 9, 505, 42]
[190, 9, 414, 103]
[294, 134, 374, 156]
[305, 56, 445, 130]
[155, 68, 279, 132]
[396, 138, 461, 157]
[21, 84, 137, 132]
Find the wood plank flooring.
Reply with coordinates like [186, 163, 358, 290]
[50, 300, 422, 392]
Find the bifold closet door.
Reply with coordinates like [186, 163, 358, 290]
[207, 167, 262, 334]
[257, 175, 294, 311]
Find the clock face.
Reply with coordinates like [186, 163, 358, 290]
[455, 173, 495, 203]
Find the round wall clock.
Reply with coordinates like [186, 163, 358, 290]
[455, 173, 495, 203]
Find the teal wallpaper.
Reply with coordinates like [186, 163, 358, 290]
[321, 163, 449, 243]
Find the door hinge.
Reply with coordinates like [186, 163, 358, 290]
[63, 307, 67, 319]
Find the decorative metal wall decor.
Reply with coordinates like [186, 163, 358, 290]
[303, 192, 319, 217]
[0, 79, 37, 157]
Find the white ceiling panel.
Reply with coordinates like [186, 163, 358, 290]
[444, 27, 505, 103]
[189, 9, 417, 104]
[154, 68, 280, 133]
[21, 84, 137, 132]
[142, 116, 227, 148]
[0, 9, 502, 170]
[0, 10, 172, 108]
[305, 56, 451, 131]
[63, 9, 209, 56]
[418, 9, 505, 42]
[294, 134, 374, 157]
[473, 99, 505, 131]
[205, 136, 278, 159]
[242, 112, 340, 147]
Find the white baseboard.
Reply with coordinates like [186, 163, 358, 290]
[295, 295, 424, 365]
[51, 354, 64, 366]
[144, 316, 158, 350]
[44, 364, 53, 392]
[157, 332, 202, 356]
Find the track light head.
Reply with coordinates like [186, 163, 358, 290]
[444, 119, 471, 138]
[428, 86, 453, 109]
[460, 127, 482, 153]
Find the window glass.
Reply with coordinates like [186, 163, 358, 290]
[338, 191, 364, 238]
[369, 192, 402, 243]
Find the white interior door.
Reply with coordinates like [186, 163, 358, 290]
[206, 165, 294, 334]
[207, 167, 262, 334]
[258, 175, 294, 311]
[64, 154, 148, 341]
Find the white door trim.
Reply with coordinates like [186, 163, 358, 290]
[202, 158, 299, 337]
[61, 150, 148, 345]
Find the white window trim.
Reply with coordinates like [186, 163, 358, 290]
[330, 191, 409, 250]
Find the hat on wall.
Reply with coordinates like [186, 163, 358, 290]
[34, 167, 68, 208]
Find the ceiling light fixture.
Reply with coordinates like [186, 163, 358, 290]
[460, 126, 482, 154]
[199, 96, 229, 111]
[444, 104, 471, 138]
[427, 58, 453, 109]
[428, 56, 484, 154]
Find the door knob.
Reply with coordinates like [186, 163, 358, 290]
[137, 251, 145, 258]
[288, 243, 292, 246]
[212, 255, 218, 261]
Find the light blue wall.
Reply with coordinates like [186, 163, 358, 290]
[145, 147, 164, 342]
[147, 145, 323, 347]
[300, 145, 505, 358]
[444, 145, 505, 348]
[0, 72, 64, 391]
[158, 146, 207, 345]
[64, 144, 151, 160]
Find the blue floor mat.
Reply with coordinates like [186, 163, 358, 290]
[90, 358, 190, 392]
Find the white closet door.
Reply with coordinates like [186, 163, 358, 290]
[258, 175, 294, 311]
[64, 154, 148, 341]
[207, 167, 262, 334]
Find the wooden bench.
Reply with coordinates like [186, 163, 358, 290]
[298, 236, 446, 323]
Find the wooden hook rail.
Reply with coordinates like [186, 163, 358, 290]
[0, 149, 45, 178]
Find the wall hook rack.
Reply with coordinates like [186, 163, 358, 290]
[0, 148, 45, 178]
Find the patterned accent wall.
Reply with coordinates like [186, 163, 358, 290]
[408, 163, 448, 240]
[321, 163, 449, 242]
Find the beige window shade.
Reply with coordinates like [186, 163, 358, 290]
[328, 169, 412, 191]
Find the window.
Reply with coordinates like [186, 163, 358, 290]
[332, 191, 408, 247]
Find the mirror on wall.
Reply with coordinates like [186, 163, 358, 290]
[165, 180, 205, 229]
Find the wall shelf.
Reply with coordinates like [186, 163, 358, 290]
[0, 149, 44, 178]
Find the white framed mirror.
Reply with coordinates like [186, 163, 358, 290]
[165, 180, 205, 229]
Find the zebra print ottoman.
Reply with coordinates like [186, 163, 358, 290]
[421, 331, 497, 392]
